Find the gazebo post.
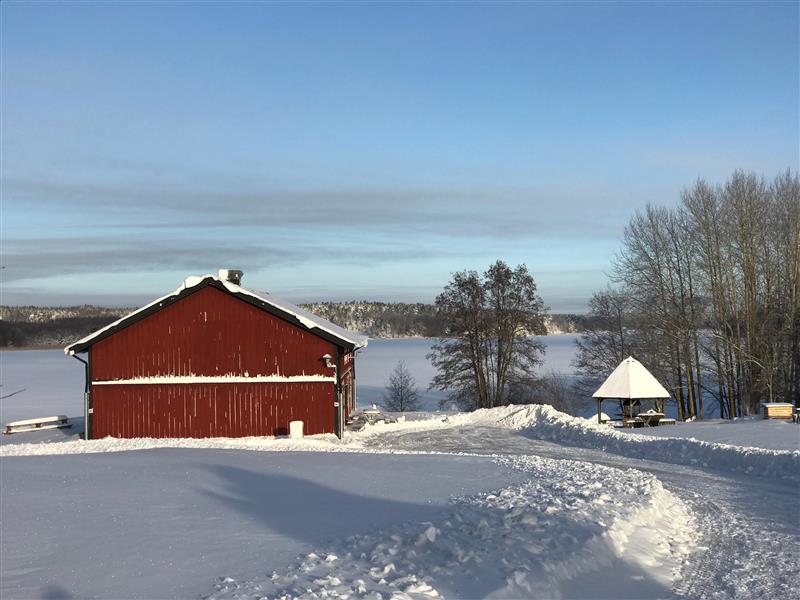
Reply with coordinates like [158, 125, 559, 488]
[597, 398, 602, 424]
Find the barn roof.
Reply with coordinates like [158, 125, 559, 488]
[64, 274, 369, 355]
[592, 356, 670, 400]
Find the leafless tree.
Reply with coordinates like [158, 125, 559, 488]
[577, 169, 799, 419]
[429, 261, 547, 411]
[533, 371, 582, 416]
[383, 361, 421, 412]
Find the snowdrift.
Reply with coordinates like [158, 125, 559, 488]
[4, 404, 797, 485]
[455, 404, 800, 483]
[0, 434, 348, 457]
[207, 454, 695, 599]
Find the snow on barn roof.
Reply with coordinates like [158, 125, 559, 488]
[64, 274, 368, 355]
[592, 356, 670, 400]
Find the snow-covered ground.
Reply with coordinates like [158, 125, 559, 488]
[3, 346, 799, 599]
[0, 350, 84, 425]
[353, 411, 799, 600]
[2, 405, 798, 599]
[1, 451, 528, 599]
[621, 417, 799, 452]
[208, 454, 694, 600]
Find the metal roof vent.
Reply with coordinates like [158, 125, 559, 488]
[218, 269, 243, 285]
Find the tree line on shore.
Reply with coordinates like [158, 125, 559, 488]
[0, 303, 584, 347]
[574, 169, 799, 417]
[413, 169, 797, 418]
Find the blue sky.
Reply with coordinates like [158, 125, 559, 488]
[2, 1, 797, 311]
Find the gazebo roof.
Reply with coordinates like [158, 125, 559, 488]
[592, 356, 670, 400]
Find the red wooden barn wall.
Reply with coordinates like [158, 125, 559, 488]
[90, 285, 352, 438]
[92, 382, 334, 438]
[92, 285, 337, 380]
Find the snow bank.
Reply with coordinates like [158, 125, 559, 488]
[206, 454, 695, 599]
[495, 405, 800, 483]
[353, 404, 800, 482]
[623, 416, 800, 451]
[0, 434, 349, 457]
[5, 404, 796, 485]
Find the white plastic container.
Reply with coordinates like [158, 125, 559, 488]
[289, 420, 304, 438]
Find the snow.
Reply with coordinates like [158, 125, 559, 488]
[593, 356, 671, 399]
[353, 420, 800, 600]
[3, 346, 799, 598]
[1, 350, 84, 423]
[5, 415, 68, 427]
[208, 455, 694, 600]
[352, 404, 800, 482]
[0, 432, 347, 457]
[0, 451, 526, 600]
[4, 404, 797, 487]
[622, 417, 800, 452]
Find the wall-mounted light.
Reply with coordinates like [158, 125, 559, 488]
[322, 354, 334, 369]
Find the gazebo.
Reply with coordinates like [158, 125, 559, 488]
[592, 356, 671, 425]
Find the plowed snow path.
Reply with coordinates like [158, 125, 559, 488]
[364, 426, 800, 600]
[0, 451, 527, 600]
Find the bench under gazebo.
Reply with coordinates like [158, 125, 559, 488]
[592, 356, 673, 427]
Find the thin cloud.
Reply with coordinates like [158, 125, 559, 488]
[4, 177, 625, 238]
[0, 236, 469, 285]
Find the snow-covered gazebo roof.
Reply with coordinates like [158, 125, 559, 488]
[592, 356, 670, 400]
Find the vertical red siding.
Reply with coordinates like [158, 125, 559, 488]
[88, 285, 348, 438]
[92, 286, 337, 380]
[93, 382, 335, 438]
[92, 383, 335, 438]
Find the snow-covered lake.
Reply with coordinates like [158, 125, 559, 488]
[357, 334, 578, 409]
[0, 335, 579, 425]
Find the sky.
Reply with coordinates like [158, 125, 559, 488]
[1, 1, 797, 312]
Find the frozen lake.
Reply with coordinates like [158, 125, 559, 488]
[357, 335, 579, 409]
[0, 335, 579, 424]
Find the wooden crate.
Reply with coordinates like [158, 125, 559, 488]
[762, 403, 794, 420]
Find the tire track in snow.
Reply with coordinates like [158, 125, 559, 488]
[364, 426, 799, 599]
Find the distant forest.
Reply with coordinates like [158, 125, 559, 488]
[0, 303, 586, 347]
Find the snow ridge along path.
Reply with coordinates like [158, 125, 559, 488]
[356, 405, 800, 483]
[4, 405, 798, 485]
[207, 455, 695, 600]
[4, 404, 796, 598]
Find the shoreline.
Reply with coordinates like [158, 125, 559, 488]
[1, 332, 580, 352]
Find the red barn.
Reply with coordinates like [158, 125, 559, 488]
[65, 270, 368, 440]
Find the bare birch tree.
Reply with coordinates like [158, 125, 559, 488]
[576, 169, 799, 419]
[383, 361, 421, 412]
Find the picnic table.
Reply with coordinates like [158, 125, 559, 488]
[637, 410, 665, 427]
[623, 417, 645, 428]
[4, 415, 71, 435]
